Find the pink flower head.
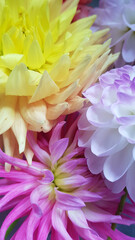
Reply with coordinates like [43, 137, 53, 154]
[0, 115, 134, 240]
[91, 0, 135, 66]
[78, 65, 135, 202]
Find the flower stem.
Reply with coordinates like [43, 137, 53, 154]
[107, 188, 128, 240]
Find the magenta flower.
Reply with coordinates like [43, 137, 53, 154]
[0, 116, 134, 240]
[90, 0, 135, 66]
[78, 65, 135, 202]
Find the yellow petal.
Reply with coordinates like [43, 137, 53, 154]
[26, 40, 45, 69]
[11, 111, 27, 154]
[29, 71, 59, 103]
[47, 102, 68, 120]
[6, 63, 41, 96]
[0, 70, 8, 94]
[0, 95, 17, 134]
[0, 54, 24, 70]
[50, 54, 70, 83]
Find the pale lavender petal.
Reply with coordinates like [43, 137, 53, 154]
[103, 144, 134, 182]
[119, 125, 135, 143]
[91, 128, 127, 157]
[126, 162, 135, 202]
[85, 148, 105, 174]
[87, 105, 114, 128]
[102, 86, 117, 106]
[83, 84, 103, 104]
[105, 174, 126, 193]
[78, 112, 96, 131]
[78, 130, 92, 148]
[122, 31, 135, 62]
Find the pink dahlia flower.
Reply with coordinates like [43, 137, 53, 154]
[78, 65, 135, 202]
[90, 0, 135, 66]
[0, 116, 134, 240]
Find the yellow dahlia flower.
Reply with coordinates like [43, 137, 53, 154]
[0, 0, 118, 168]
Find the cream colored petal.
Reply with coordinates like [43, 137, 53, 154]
[3, 129, 16, 172]
[47, 102, 68, 120]
[24, 140, 34, 165]
[46, 81, 78, 104]
[0, 95, 17, 134]
[11, 111, 27, 154]
[62, 0, 79, 12]
[20, 97, 53, 132]
[64, 96, 85, 114]
[29, 71, 59, 103]
[59, 54, 91, 88]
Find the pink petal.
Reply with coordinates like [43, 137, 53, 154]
[68, 209, 89, 229]
[50, 138, 69, 165]
[26, 210, 41, 240]
[83, 203, 121, 223]
[27, 131, 50, 165]
[0, 197, 30, 240]
[52, 204, 72, 240]
[55, 189, 85, 210]
[37, 213, 52, 240]
[49, 121, 65, 147]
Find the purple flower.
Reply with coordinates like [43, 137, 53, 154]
[0, 115, 134, 239]
[78, 65, 135, 202]
[91, 0, 135, 66]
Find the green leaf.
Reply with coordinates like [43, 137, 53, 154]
[5, 219, 19, 240]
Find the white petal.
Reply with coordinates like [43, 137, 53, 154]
[103, 144, 134, 182]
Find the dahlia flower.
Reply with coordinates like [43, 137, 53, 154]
[78, 65, 135, 202]
[0, 0, 118, 167]
[0, 117, 134, 240]
[91, 0, 135, 66]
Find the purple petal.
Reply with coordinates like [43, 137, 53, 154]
[119, 125, 135, 143]
[83, 84, 103, 104]
[103, 144, 134, 182]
